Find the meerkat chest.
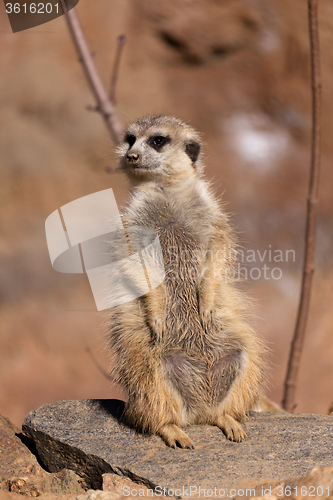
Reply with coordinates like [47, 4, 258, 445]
[128, 190, 212, 240]
[151, 200, 207, 282]
[125, 190, 214, 281]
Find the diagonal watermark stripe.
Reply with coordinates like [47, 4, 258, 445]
[45, 189, 165, 311]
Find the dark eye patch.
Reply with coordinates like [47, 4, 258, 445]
[125, 134, 136, 147]
[185, 141, 200, 163]
[148, 135, 171, 152]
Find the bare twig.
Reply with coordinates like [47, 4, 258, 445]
[282, 0, 322, 412]
[110, 35, 126, 104]
[59, 0, 124, 144]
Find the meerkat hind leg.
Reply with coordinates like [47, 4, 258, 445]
[215, 414, 246, 442]
[158, 424, 195, 449]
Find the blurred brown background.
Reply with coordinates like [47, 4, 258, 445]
[0, 0, 332, 427]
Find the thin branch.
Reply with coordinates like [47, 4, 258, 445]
[282, 0, 322, 412]
[110, 35, 126, 104]
[59, 0, 124, 144]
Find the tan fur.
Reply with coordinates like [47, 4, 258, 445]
[106, 115, 265, 449]
[256, 394, 286, 413]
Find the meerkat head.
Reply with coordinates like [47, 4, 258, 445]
[117, 115, 203, 183]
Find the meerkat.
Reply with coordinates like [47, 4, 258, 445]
[106, 115, 265, 449]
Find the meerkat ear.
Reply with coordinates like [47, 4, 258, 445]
[185, 141, 201, 163]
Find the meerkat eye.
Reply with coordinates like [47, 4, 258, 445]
[125, 134, 136, 147]
[148, 135, 171, 152]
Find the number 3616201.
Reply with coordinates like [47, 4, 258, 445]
[5, 3, 60, 14]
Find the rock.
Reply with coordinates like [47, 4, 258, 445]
[0, 492, 35, 500]
[0, 413, 85, 496]
[136, 0, 263, 64]
[77, 492, 123, 500]
[237, 466, 333, 500]
[271, 466, 333, 500]
[0, 493, 77, 500]
[102, 474, 135, 493]
[102, 473, 168, 498]
[23, 400, 333, 495]
[77, 488, 167, 500]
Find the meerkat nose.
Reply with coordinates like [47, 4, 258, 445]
[126, 152, 140, 164]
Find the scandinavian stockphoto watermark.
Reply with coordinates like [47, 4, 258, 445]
[45, 188, 295, 312]
[122, 485, 257, 498]
[166, 245, 295, 283]
[122, 483, 332, 497]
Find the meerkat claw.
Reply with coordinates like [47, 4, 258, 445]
[152, 318, 165, 343]
[200, 308, 215, 333]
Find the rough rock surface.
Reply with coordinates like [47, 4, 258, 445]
[102, 473, 167, 498]
[0, 494, 78, 500]
[23, 400, 333, 495]
[0, 413, 84, 496]
[236, 466, 333, 500]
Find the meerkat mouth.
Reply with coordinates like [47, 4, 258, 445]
[130, 164, 148, 170]
[128, 162, 158, 172]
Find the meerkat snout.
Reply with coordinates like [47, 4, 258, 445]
[126, 152, 140, 164]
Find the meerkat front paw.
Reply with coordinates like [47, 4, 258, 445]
[158, 424, 195, 449]
[151, 316, 166, 343]
[215, 415, 246, 442]
[199, 306, 215, 333]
